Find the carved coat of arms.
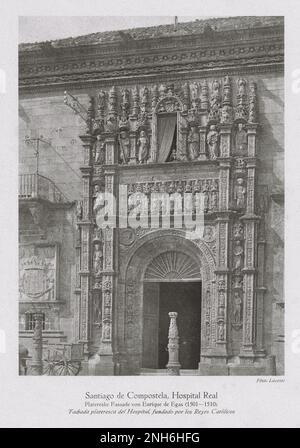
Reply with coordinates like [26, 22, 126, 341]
[19, 247, 56, 301]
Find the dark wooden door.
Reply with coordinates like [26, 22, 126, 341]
[142, 283, 160, 368]
[158, 282, 201, 369]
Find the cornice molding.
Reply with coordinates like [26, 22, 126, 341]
[19, 27, 284, 94]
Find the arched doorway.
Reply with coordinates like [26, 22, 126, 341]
[119, 230, 216, 375]
[143, 251, 201, 370]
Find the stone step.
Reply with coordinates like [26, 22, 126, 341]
[139, 368, 199, 376]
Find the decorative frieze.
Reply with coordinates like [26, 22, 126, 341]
[74, 79, 260, 169]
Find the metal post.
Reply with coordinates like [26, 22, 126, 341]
[166, 312, 181, 375]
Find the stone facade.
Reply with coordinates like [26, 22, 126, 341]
[19, 16, 284, 375]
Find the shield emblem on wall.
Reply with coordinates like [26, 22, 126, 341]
[22, 255, 47, 299]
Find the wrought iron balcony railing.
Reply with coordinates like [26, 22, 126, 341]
[19, 173, 68, 203]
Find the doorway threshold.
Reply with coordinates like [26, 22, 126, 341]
[139, 368, 199, 376]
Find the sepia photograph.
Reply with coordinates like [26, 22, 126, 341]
[18, 15, 284, 378]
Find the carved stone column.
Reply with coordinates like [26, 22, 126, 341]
[240, 124, 259, 357]
[96, 136, 117, 373]
[78, 134, 95, 356]
[129, 130, 137, 165]
[166, 312, 181, 375]
[215, 153, 232, 358]
[198, 126, 207, 160]
[255, 187, 268, 354]
[150, 113, 157, 163]
[74, 224, 81, 342]
[215, 217, 229, 357]
[219, 124, 232, 158]
[30, 312, 44, 375]
[104, 133, 117, 165]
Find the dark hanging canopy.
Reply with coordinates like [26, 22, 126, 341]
[157, 114, 177, 162]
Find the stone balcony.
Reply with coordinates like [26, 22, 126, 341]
[19, 173, 68, 203]
[19, 173, 72, 237]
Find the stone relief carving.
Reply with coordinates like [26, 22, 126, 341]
[126, 178, 219, 217]
[208, 79, 221, 122]
[137, 129, 149, 164]
[118, 130, 130, 164]
[93, 135, 106, 165]
[72, 72, 261, 361]
[88, 79, 258, 168]
[93, 243, 103, 276]
[232, 291, 243, 329]
[234, 123, 248, 155]
[187, 125, 200, 160]
[190, 82, 199, 109]
[234, 177, 246, 209]
[235, 78, 248, 121]
[19, 245, 57, 302]
[248, 81, 258, 123]
[119, 228, 136, 247]
[232, 222, 244, 273]
[206, 125, 219, 159]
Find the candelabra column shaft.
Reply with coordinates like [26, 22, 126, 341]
[166, 312, 181, 375]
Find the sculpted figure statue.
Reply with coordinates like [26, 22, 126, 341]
[234, 178, 246, 209]
[187, 126, 200, 160]
[235, 123, 248, 154]
[137, 130, 149, 164]
[233, 292, 243, 324]
[94, 135, 105, 164]
[206, 125, 219, 159]
[93, 186, 105, 214]
[118, 130, 130, 164]
[103, 323, 111, 340]
[233, 222, 244, 239]
[76, 200, 83, 220]
[93, 243, 103, 276]
[217, 321, 225, 341]
[233, 240, 244, 271]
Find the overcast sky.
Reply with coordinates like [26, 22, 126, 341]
[19, 16, 203, 43]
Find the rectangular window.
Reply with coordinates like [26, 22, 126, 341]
[25, 313, 46, 331]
